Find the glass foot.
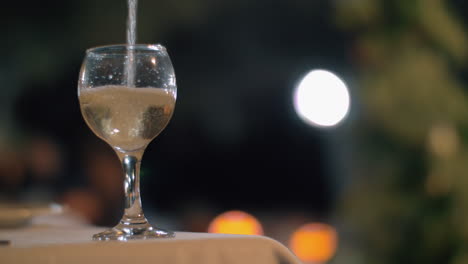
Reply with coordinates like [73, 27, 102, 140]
[93, 221, 175, 241]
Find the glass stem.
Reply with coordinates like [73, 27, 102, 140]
[121, 154, 147, 225]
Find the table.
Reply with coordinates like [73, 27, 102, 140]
[0, 225, 301, 264]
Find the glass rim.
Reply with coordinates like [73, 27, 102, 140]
[86, 44, 167, 55]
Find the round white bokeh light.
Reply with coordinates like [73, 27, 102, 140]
[293, 69, 350, 127]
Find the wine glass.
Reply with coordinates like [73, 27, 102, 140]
[78, 44, 176, 240]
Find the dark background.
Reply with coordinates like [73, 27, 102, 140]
[3, 0, 350, 214]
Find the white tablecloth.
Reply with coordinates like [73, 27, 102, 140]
[0, 225, 301, 264]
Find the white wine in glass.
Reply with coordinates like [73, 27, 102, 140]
[78, 44, 177, 240]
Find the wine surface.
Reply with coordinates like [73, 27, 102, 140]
[79, 85, 175, 153]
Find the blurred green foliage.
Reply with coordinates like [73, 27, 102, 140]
[334, 0, 468, 263]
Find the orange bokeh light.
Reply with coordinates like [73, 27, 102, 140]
[289, 223, 338, 263]
[208, 210, 263, 235]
